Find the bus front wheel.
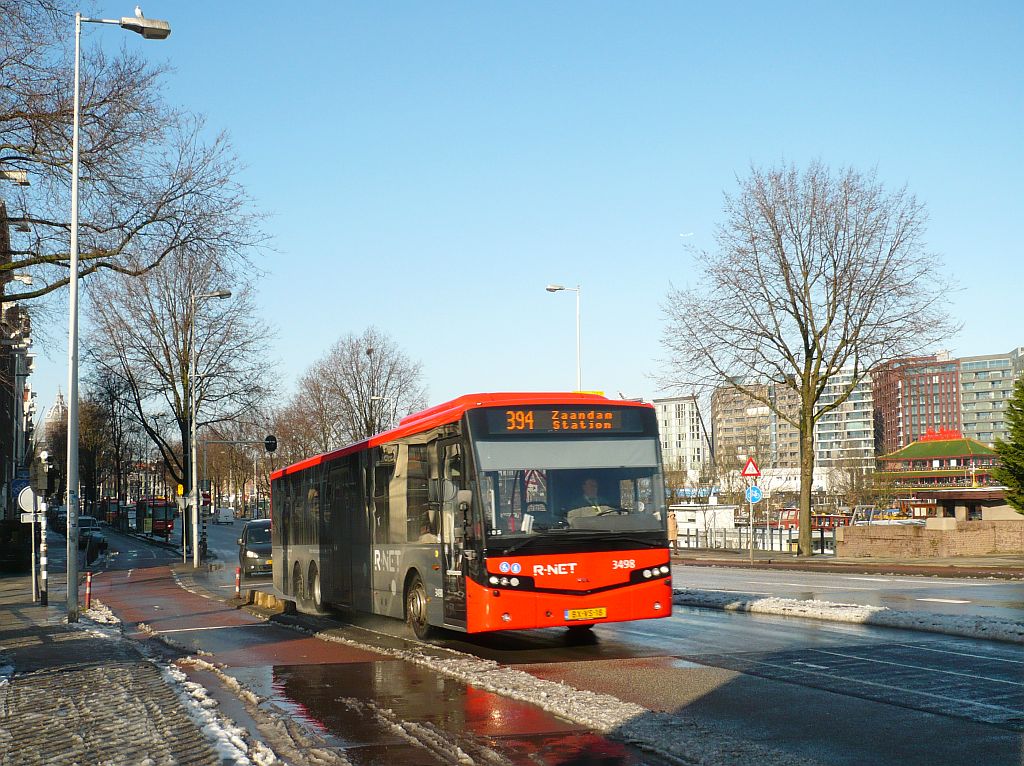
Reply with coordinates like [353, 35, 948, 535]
[405, 574, 433, 640]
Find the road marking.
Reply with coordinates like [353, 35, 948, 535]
[792, 661, 830, 670]
[707, 589, 772, 595]
[812, 649, 1024, 687]
[153, 623, 272, 635]
[743, 656, 1023, 715]
[893, 643, 1024, 665]
[916, 598, 971, 604]
[745, 580, 874, 591]
[842, 576, 891, 582]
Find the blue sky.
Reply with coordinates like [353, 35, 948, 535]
[30, 1, 1024, 421]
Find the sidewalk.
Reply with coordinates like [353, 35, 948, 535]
[0, 573, 221, 766]
[671, 546, 1024, 579]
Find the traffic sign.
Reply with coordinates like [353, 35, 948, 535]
[264, 434, 277, 453]
[20, 512, 43, 524]
[744, 485, 763, 504]
[740, 456, 761, 478]
[17, 486, 37, 513]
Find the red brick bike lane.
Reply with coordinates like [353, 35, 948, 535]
[90, 565, 663, 766]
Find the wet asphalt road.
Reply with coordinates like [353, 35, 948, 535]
[72, 526, 1024, 765]
[89, 528, 666, 766]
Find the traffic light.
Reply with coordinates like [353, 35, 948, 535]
[264, 434, 277, 453]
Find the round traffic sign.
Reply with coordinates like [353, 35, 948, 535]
[744, 485, 763, 504]
[17, 486, 38, 513]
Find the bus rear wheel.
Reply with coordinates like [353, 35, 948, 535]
[405, 574, 433, 640]
[308, 564, 325, 614]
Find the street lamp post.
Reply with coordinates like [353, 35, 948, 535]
[65, 8, 170, 621]
[189, 289, 231, 568]
[545, 284, 581, 391]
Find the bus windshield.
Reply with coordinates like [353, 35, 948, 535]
[473, 437, 666, 540]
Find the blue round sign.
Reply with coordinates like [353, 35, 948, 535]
[745, 486, 763, 504]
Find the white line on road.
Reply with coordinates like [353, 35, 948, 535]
[792, 661, 830, 670]
[812, 649, 1024, 687]
[745, 580, 874, 591]
[916, 598, 971, 604]
[153, 623, 272, 634]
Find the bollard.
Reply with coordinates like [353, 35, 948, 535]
[84, 571, 92, 610]
[235, 566, 241, 598]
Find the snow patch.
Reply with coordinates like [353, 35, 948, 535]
[673, 589, 1024, 644]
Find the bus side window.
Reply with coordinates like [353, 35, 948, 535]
[406, 444, 434, 542]
[372, 448, 394, 544]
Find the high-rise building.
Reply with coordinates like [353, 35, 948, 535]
[813, 371, 874, 469]
[711, 382, 800, 469]
[872, 354, 962, 455]
[653, 395, 711, 474]
[959, 348, 1024, 447]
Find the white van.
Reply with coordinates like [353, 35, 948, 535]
[212, 507, 234, 525]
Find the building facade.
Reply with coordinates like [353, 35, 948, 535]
[653, 395, 711, 474]
[958, 348, 1024, 447]
[711, 382, 801, 470]
[813, 371, 875, 469]
[872, 354, 962, 455]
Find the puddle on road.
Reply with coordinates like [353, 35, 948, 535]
[225, 661, 662, 765]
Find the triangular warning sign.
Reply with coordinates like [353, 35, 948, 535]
[740, 456, 761, 478]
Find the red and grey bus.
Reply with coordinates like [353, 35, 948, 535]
[136, 496, 175, 538]
[270, 392, 672, 637]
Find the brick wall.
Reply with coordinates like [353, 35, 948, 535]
[836, 520, 1024, 558]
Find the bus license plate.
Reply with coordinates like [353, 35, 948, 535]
[565, 607, 606, 621]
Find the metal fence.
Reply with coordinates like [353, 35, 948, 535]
[673, 526, 836, 555]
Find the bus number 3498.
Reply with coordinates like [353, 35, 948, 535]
[612, 559, 636, 570]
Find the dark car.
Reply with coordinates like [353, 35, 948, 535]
[238, 519, 271, 577]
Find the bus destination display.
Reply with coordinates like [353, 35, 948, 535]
[487, 408, 643, 434]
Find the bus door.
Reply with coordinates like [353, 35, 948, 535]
[437, 440, 467, 626]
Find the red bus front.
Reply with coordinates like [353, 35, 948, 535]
[463, 404, 671, 632]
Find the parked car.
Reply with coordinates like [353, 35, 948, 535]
[237, 519, 271, 578]
[77, 515, 107, 554]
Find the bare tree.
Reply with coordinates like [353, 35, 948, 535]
[84, 246, 273, 492]
[285, 327, 427, 451]
[0, 0, 263, 311]
[660, 161, 958, 555]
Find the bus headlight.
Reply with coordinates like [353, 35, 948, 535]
[510, 577, 520, 587]
[659, 565, 670, 575]
[245, 550, 259, 559]
[489, 576, 499, 585]
[642, 569, 652, 578]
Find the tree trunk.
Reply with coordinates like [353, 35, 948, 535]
[798, 409, 815, 556]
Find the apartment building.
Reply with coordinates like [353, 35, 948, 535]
[959, 348, 1024, 447]
[872, 354, 962, 455]
[710, 382, 800, 469]
[814, 371, 875, 469]
[653, 395, 711, 474]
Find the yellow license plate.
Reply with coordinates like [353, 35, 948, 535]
[564, 607, 606, 621]
[267, 558, 272, 565]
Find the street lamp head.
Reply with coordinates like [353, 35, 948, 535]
[118, 15, 171, 39]
[197, 289, 231, 301]
[545, 284, 564, 293]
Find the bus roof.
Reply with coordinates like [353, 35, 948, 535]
[271, 391, 653, 481]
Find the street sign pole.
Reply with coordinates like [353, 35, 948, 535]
[749, 485, 755, 563]
[38, 498, 48, 606]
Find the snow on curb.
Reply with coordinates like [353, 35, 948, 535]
[674, 589, 1024, 644]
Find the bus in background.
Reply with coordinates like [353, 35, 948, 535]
[271, 392, 672, 638]
[136, 497, 175, 539]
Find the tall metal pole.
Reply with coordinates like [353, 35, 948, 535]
[66, 12, 83, 621]
[189, 294, 200, 568]
[574, 285, 581, 391]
